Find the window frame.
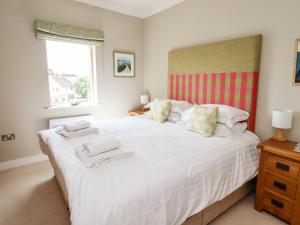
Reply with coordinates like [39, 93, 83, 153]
[45, 40, 98, 109]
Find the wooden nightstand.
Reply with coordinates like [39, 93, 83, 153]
[255, 139, 300, 224]
[128, 107, 149, 116]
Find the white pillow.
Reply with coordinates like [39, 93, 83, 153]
[146, 99, 192, 115]
[182, 104, 249, 128]
[214, 122, 248, 138]
[170, 100, 192, 114]
[181, 107, 193, 121]
[202, 104, 249, 127]
[167, 112, 182, 122]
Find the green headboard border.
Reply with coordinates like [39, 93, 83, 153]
[168, 34, 262, 75]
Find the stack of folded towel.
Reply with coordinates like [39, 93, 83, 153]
[56, 120, 98, 138]
[75, 137, 133, 167]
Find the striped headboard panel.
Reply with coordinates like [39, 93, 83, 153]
[168, 35, 262, 132]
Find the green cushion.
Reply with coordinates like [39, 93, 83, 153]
[146, 99, 171, 123]
[186, 105, 218, 137]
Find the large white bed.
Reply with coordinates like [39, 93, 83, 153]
[39, 35, 262, 225]
[39, 115, 260, 225]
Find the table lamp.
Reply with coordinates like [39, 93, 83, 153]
[140, 94, 149, 108]
[272, 109, 293, 141]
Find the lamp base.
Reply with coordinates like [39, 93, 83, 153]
[272, 128, 287, 142]
[141, 105, 150, 112]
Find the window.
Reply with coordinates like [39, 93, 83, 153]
[45, 40, 97, 107]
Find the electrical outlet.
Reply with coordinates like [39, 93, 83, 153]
[1, 134, 15, 141]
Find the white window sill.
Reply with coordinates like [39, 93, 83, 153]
[45, 103, 101, 110]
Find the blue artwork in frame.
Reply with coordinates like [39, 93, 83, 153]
[113, 51, 135, 77]
[294, 39, 300, 85]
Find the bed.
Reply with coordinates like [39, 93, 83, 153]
[38, 34, 262, 225]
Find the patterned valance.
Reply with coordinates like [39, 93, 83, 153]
[35, 20, 104, 46]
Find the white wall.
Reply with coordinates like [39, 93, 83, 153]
[0, 0, 144, 161]
[144, 0, 300, 141]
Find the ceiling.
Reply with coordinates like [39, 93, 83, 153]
[74, 0, 184, 18]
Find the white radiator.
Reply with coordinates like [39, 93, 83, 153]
[48, 114, 95, 129]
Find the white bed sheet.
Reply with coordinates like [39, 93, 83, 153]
[38, 116, 260, 225]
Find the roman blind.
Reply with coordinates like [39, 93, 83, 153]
[35, 20, 104, 46]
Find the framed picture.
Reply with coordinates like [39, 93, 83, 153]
[113, 51, 135, 77]
[294, 39, 300, 85]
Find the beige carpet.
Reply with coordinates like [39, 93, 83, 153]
[0, 161, 287, 225]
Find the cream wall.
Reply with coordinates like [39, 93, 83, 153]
[144, 0, 300, 142]
[1, 0, 300, 162]
[0, 0, 144, 161]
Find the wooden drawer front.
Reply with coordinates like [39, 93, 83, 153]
[262, 191, 294, 222]
[265, 173, 297, 199]
[267, 155, 300, 180]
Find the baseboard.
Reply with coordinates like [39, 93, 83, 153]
[0, 154, 48, 171]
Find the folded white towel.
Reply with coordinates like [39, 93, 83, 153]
[56, 127, 98, 138]
[83, 137, 121, 157]
[63, 120, 90, 132]
[75, 148, 134, 168]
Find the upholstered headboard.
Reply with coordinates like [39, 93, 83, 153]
[168, 34, 262, 132]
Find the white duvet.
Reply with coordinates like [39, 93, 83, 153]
[38, 116, 260, 225]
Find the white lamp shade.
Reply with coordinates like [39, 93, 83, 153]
[272, 109, 293, 129]
[140, 95, 149, 105]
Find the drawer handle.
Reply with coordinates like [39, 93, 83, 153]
[273, 181, 287, 191]
[276, 162, 290, 172]
[271, 199, 284, 209]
